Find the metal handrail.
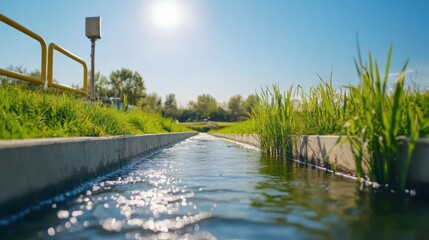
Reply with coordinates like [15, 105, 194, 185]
[0, 14, 47, 85]
[47, 43, 88, 96]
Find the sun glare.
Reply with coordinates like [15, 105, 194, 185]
[151, 1, 182, 29]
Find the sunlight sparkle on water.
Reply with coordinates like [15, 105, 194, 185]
[46, 159, 212, 237]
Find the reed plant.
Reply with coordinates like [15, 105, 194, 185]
[218, 47, 428, 190]
[342, 47, 422, 190]
[296, 75, 348, 135]
[250, 85, 296, 159]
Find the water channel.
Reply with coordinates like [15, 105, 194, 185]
[1, 134, 428, 239]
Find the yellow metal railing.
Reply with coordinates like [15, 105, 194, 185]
[0, 14, 47, 85]
[1, 14, 89, 97]
[48, 43, 88, 96]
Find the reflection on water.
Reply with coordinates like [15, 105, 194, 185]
[252, 156, 429, 239]
[1, 133, 429, 239]
[252, 158, 360, 239]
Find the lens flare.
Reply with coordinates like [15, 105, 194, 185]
[151, 1, 182, 29]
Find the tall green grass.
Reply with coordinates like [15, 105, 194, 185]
[250, 85, 296, 159]
[296, 76, 347, 135]
[218, 48, 428, 190]
[343, 47, 422, 190]
[0, 84, 190, 139]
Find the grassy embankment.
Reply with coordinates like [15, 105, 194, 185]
[214, 48, 429, 190]
[0, 84, 191, 139]
[178, 121, 236, 132]
[208, 120, 255, 134]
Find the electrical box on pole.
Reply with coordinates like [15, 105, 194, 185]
[85, 16, 101, 101]
[85, 17, 101, 39]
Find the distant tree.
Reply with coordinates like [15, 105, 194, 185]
[228, 94, 245, 121]
[163, 93, 179, 119]
[94, 71, 111, 97]
[190, 94, 218, 120]
[29, 69, 41, 79]
[0, 65, 42, 88]
[1, 65, 25, 85]
[109, 68, 146, 105]
[212, 106, 228, 122]
[140, 92, 162, 114]
[177, 108, 197, 122]
[244, 94, 258, 116]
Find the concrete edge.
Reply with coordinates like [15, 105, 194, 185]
[210, 133, 260, 148]
[0, 132, 198, 219]
[210, 133, 429, 185]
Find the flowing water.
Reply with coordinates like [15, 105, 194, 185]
[1, 134, 428, 239]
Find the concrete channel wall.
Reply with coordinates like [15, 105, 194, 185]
[0, 132, 197, 218]
[210, 133, 429, 185]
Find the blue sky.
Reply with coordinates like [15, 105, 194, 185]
[1, 0, 428, 106]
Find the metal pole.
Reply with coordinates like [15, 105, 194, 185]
[90, 39, 96, 101]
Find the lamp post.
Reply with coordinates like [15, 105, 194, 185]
[85, 16, 102, 101]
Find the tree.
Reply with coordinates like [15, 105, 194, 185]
[190, 94, 219, 120]
[140, 92, 162, 114]
[93, 71, 110, 97]
[109, 68, 146, 105]
[0, 65, 40, 87]
[228, 94, 245, 121]
[0, 65, 25, 85]
[177, 108, 196, 122]
[163, 93, 179, 119]
[212, 106, 228, 122]
[244, 94, 258, 116]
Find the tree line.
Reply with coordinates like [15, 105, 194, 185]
[95, 68, 257, 122]
[0, 66, 257, 122]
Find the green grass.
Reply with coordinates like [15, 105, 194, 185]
[0, 84, 191, 139]
[209, 120, 256, 134]
[178, 121, 236, 132]
[342, 46, 422, 190]
[296, 75, 347, 135]
[215, 48, 429, 190]
[251, 85, 296, 158]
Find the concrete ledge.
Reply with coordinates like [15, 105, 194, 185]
[210, 133, 429, 185]
[294, 135, 357, 173]
[210, 133, 260, 147]
[0, 132, 197, 219]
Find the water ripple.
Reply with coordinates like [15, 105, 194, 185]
[2, 134, 429, 240]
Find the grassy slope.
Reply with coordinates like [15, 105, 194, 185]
[0, 84, 191, 139]
[208, 120, 255, 134]
[178, 121, 236, 132]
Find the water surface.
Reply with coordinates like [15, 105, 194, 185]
[2, 134, 428, 239]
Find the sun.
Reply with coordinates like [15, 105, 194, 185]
[150, 1, 182, 29]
